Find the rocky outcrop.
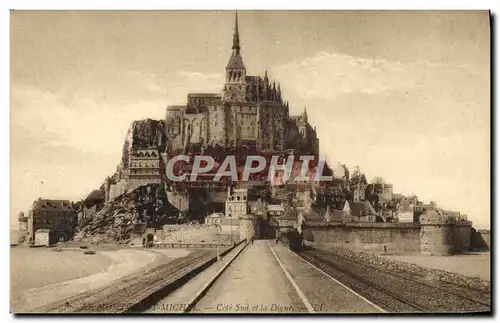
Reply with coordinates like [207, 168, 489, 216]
[74, 184, 183, 243]
[122, 118, 166, 169]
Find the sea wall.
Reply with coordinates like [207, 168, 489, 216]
[471, 228, 490, 251]
[304, 223, 421, 254]
[304, 220, 473, 255]
[161, 224, 239, 244]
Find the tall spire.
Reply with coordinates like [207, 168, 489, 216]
[232, 11, 240, 55]
[225, 11, 245, 74]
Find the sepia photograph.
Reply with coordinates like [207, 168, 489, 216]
[9, 9, 491, 314]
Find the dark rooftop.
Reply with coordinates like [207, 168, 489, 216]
[32, 199, 74, 211]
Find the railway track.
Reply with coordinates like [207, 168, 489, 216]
[183, 240, 249, 313]
[299, 248, 491, 313]
[38, 249, 218, 313]
[173, 240, 311, 314]
[322, 248, 491, 305]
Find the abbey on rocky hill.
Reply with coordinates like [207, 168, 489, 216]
[165, 13, 319, 157]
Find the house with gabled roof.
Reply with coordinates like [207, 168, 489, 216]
[342, 200, 377, 222]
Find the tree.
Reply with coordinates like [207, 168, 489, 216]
[341, 164, 350, 181]
[371, 176, 385, 185]
[351, 166, 361, 183]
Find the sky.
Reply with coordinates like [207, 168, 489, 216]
[10, 10, 490, 229]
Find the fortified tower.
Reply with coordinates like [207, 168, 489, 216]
[419, 210, 456, 255]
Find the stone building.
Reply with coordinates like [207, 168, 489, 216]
[225, 187, 248, 218]
[165, 13, 319, 156]
[221, 217, 241, 234]
[205, 212, 225, 226]
[18, 212, 28, 232]
[351, 181, 367, 202]
[267, 204, 285, 217]
[27, 199, 77, 242]
[343, 200, 378, 222]
[274, 214, 298, 233]
[397, 199, 414, 223]
[312, 179, 346, 210]
[126, 148, 162, 189]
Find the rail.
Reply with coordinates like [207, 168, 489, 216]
[153, 243, 235, 249]
[35, 240, 246, 313]
[298, 247, 490, 313]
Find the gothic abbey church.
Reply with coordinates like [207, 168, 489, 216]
[165, 13, 319, 156]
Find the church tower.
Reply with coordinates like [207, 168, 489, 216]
[299, 107, 309, 141]
[222, 12, 247, 102]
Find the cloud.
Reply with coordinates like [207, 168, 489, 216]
[272, 52, 413, 99]
[273, 51, 486, 101]
[10, 69, 225, 228]
[11, 69, 225, 155]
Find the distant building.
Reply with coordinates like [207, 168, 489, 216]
[413, 202, 425, 215]
[351, 182, 367, 202]
[34, 229, 58, 246]
[18, 212, 28, 232]
[312, 179, 346, 210]
[164, 13, 319, 156]
[322, 205, 346, 223]
[392, 193, 404, 202]
[343, 200, 377, 222]
[397, 199, 414, 223]
[220, 217, 241, 233]
[267, 204, 285, 217]
[27, 199, 77, 243]
[250, 198, 267, 217]
[274, 214, 298, 230]
[126, 148, 162, 190]
[225, 187, 248, 218]
[205, 212, 225, 226]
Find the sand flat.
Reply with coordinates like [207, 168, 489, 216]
[382, 252, 491, 281]
[10, 247, 159, 313]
